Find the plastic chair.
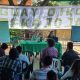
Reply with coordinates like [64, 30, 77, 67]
[52, 58, 61, 72]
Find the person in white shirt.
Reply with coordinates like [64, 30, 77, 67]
[16, 46, 30, 65]
[31, 30, 41, 42]
[31, 56, 57, 80]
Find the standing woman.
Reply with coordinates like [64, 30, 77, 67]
[48, 31, 58, 43]
[48, 31, 62, 59]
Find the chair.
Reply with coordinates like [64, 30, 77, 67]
[52, 58, 61, 72]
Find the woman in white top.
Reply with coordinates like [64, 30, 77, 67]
[31, 30, 41, 42]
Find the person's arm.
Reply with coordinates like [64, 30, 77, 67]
[31, 35, 35, 41]
[61, 53, 65, 66]
[0, 56, 5, 70]
[25, 56, 30, 65]
[31, 71, 36, 80]
[61, 69, 72, 80]
[40, 48, 46, 61]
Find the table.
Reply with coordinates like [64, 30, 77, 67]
[19, 40, 62, 59]
[19, 40, 47, 52]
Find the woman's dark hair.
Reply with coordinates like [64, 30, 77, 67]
[67, 42, 73, 50]
[9, 48, 19, 59]
[48, 31, 54, 38]
[47, 38, 55, 47]
[47, 70, 57, 80]
[43, 56, 52, 67]
[71, 59, 80, 79]
[1, 43, 8, 50]
[16, 46, 22, 53]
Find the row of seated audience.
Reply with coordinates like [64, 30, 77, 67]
[0, 38, 80, 80]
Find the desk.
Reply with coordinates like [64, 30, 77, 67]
[19, 40, 62, 59]
[19, 40, 47, 52]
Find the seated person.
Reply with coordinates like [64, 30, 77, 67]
[16, 46, 30, 80]
[0, 43, 8, 57]
[47, 70, 58, 80]
[16, 46, 30, 65]
[31, 56, 57, 80]
[61, 59, 80, 80]
[62, 42, 79, 73]
[31, 30, 41, 42]
[48, 31, 58, 43]
[0, 48, 22, 80]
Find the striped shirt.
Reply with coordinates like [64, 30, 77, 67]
[0, 56, 22, 80]
[31, 67, 57, 80]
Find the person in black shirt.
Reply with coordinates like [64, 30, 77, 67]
[48, 31, 58, 43]
[62, 42, 79, 73]
[0, 43, 8, 57]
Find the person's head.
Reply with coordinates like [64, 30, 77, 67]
[42, 56, 52, 67]
[47, 38, 55, 47]
[1, 43, 8, 50]
[9, 48, 19, 59]
[47, 70, 57, 80]
[49, 31, 55, 37]
[67, 42, 73, 50]
[16, 46, 22, 53]
[71, 59, 80, 76]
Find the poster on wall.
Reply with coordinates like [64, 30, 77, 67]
[71, 26, 80, 42]
[0, 6, 80, 29]
[0, 21, 10, 43]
